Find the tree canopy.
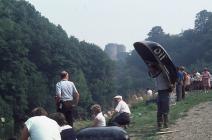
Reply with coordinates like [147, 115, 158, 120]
[0, 0, 116, 137]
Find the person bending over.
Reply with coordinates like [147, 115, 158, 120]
[109, 95, 131, 128]
[21, 107, 61, 140]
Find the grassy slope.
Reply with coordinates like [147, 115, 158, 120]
[128, 90, 212, 140]
[74, 91, 212, 140]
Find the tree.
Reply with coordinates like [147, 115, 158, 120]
[195, 10, 212, 32]
[147, 26, 165, 42]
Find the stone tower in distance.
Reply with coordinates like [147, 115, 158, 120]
[104, 43, 127, 61]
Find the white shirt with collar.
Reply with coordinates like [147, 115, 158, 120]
[115, 100, 131, 114]
[56, 80, 78, 101]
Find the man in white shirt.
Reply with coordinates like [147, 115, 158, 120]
[21, 107, 61, 140]
[109, 95, 131, 127]
[55, 71, 80, 126]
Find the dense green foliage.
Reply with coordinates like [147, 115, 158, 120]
[0, 0, 116, 136]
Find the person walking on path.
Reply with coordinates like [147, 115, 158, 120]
[55, 71, 80, 126]
[202, 67, 211, 93]
[148, 63, 172, 130]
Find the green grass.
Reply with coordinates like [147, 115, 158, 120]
[127, 90, 212, 140]
[169, 91, 212, 123]
[74, 90, 212, 140]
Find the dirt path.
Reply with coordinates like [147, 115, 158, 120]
[159, 102, 212, 140]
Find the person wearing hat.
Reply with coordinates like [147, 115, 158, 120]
[90, 104, 106, 127]
[108, 95, 131, 127]
[55, 70, 80, 127]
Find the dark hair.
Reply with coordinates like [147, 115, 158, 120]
[49, 112, 67, 126]
[31, 107, 48, 117]
[60, 71, 68, 79]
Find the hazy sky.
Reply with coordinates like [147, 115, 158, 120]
[26, 0, 212, 51]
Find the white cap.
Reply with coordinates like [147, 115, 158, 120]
[113, 95, 122, 100]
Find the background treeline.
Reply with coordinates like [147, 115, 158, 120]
[0, 0, 212, 137]
[118, 9, 212, 96]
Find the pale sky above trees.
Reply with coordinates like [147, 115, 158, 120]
[26, 0, 212, 51]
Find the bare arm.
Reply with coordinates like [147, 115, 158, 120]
[92, 118, 99, 127]
[73, 92, 80, 105]
[21, 125, 29, 140]
[110, 110, 118, 119]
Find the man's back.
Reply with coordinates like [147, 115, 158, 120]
[25, 116, 61, 140]
[56, 80, 78, 101]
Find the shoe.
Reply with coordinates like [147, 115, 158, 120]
[157, 126, 162, 131]
[164, 123, 168, 128]
[157, 122, 162, 131]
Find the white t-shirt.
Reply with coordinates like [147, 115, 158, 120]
[25, 116, 61, 140]
[147, 89, 153, 96]
[95, 112, 106, 127]
[115, 100, 131, 114]
[56, 80, 78, 101]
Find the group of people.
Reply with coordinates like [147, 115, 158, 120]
[21, 70, 131, 140]
[190, 68, 211, 93]
[176, 66, 211, 99]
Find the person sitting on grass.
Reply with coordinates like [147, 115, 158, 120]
[90, 104, 106, 127]
[108, 95, 131, 128]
